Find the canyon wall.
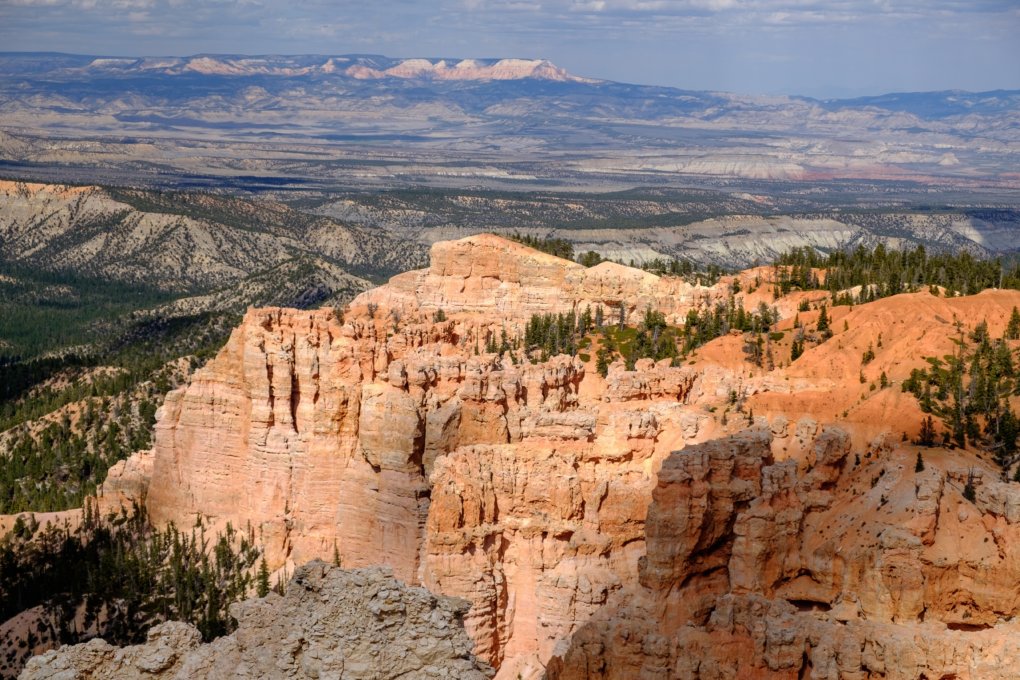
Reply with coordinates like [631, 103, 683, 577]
[351, 233, 719, 325]
[100, 233, 1020, 678]
[107, 235, 715, 676]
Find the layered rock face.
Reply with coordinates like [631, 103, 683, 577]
[107, 235, 710, 676]
[101, 234, 1020, 678]
[546, 430, 1020, 679]
[419, 359, 701, 677]
[20, 563, 493, 680]
[424, 408, 682, 676]
[143, 304, 645, 590]
[352, 233, 721, 325]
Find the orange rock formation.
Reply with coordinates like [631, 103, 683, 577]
[103, 234, 1020, 678]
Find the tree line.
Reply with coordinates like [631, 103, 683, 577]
[505, 233, 728, 286]
[0, 502, 262, 670]
[774, 244, 1020, 303]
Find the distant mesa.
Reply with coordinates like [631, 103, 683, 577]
[77, 54, 598, 83]
[345, 57, 595, 82]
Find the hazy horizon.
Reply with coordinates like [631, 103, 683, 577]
[0, 1, 1018, 99]
[4, 49, 1020, 101]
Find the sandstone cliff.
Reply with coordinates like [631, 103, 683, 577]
[97, 233, 1020, 678]
[101, 234, 715, 676]
[351, 233, 721, 325]
[20, 562, 493, 680]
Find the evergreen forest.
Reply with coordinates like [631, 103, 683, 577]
[903, 310, 1020, 476]
[773, 244, 1020, 303]
[0, 502, 262, 671]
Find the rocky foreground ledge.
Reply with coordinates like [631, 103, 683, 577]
[20, 563, 493, 680]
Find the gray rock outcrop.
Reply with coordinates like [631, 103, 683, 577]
[20, 562, 493, 680]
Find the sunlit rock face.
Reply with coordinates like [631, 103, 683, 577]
[104, 233, 1020, 678]
[111, 235, 707, 676]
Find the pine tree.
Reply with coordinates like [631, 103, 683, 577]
[915, 451, 925, 473]
[256, 558, 270, 597]
[1007, 306, 1020, 340]
[1000, 408, 1020, 458]
[817, 304, 830, 334]
[744, 333, 765, 367]
[861, 344, 876, 365]
[917, 415, 937, 447]
[963, 472, 976, 502]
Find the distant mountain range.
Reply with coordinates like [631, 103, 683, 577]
[0, 52, 1017, 190]
[0, 53, 597, 83]
[3, 52, 1017, 115]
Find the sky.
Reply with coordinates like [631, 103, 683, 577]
[0, 0, 1018, 97]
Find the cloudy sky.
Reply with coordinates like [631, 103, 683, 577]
[1, 0, 1017, 97]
